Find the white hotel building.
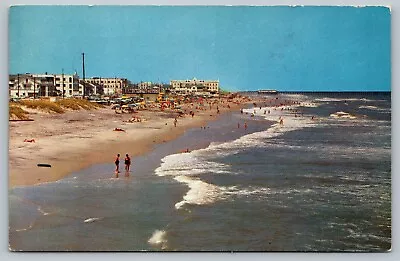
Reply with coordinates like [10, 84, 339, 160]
[84, 77, 127, 96]
[170, 78, 219, 95]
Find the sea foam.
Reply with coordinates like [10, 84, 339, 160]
[155, 101, 316, 210]
[330, 111, 357, 119]
[148, 230, 168, 249]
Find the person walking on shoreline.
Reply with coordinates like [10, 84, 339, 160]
[125, 154, 131, 172]
[115, 154, 120, 174]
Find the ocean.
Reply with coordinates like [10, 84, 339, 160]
[9, 93, 391, 252]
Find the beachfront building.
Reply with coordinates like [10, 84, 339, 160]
[9, 73, 81, 99]
[138, 81, 152, 90]
[9, 74, 51, 98]
[78, 81, 100, 97]
[53, 73, 80, 98]
[85, 77, 128, 96]
[170, 78, 219, 95]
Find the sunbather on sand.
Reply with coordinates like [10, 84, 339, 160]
[114, 128, 126, 132]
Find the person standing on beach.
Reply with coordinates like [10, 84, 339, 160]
[124, 154, 131, 172]
[244, 122, 248, 130]
[115, 154, 120, 173]
[174, 117, 177, 127]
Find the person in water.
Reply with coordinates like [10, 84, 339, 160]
[115, 154, 120, 173]
[124, 154, 131, 171]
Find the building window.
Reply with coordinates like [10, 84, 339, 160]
[69, 77, 72, 83]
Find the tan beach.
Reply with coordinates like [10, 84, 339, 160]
[8, 96, 252, 188]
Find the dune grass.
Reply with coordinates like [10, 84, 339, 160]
[9, 98, 104, 120]
[16, 98, 103, 113]
[19, 100, 65, 113]
[9, 104, 30, 120]
[56, 98, 104, 110]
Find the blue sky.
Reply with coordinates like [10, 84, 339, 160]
[9, 6, 391, 91]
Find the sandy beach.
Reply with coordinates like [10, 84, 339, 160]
[9, 96, 253, 188]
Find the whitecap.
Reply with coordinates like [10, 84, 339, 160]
[155, 98, 317, 210]
[330, 111, 357, 119]
[15, 223, 34, 232]
[84, 217, 102, 223]
[315, 97, 376, 102]
[174, 175, 221, 209]
[148, 230, 168, 249]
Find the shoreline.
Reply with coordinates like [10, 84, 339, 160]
[9, 97, 255, 189]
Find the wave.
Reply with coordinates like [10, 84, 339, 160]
[155, 153, 230, 177]
[84, 217, 102, 223]
[37, 206, 55, 216]
[174, 176, 221, 209]
[148, 230, 168, 249]
[221, 186, 317, 197]
[15, 223, 34, 232]
[315, 97, 377, 102]
[301, 103, 320, 108]
[280, 94, 308, 99]
[330, 111, 357, 119]
[345, 228, 391, 243]
[155, 101, 315, 210]
[359, 105, 391, 112]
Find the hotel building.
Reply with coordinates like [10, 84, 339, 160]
[84, 77, 128, 96]
[9, 73, 80, 98]
[170, 78, 219, 95]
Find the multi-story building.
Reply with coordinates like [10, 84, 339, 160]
[85, 77, 128, 96]
[54, 73, 80, 97]
[9, 73, 81, 99]
[79, 81, 98, 97]
[138, 81, 152, 90]
[170, 78, 219, 95]
[9, 74, 52, 98]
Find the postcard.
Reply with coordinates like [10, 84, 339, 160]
[8, 5, 391, 252]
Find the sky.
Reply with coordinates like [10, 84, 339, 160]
[9, 5, 391, 91]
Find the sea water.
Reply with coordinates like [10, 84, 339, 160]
[9, 93, 391, 251]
